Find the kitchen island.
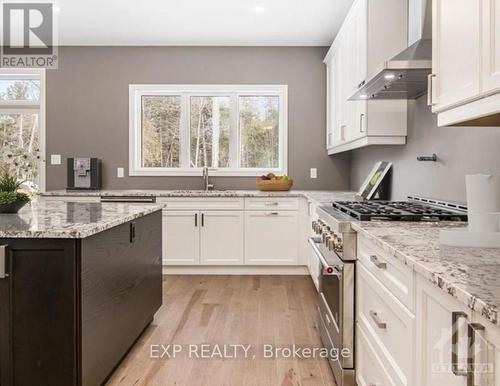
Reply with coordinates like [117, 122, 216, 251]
[0, 200, 164, 386]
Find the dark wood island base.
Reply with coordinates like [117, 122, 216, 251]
[0, 211, 162, 386]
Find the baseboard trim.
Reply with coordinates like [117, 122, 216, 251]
[162, 265, 309, 275]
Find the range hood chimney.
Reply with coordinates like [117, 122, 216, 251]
[350, 0, 432, 101]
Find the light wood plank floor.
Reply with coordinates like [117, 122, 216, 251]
[106, 275, 336, 386]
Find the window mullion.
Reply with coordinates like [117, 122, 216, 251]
[229, 94, 239, 169]
[179, 93, 190, 169]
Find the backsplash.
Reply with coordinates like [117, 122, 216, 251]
[350, 96, 500, 203]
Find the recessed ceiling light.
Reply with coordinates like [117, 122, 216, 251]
[360, 94, 368, 99]
[384, 73, 396, 80]
[254, 5, 266, 13]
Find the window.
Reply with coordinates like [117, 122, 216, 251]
[0, 70, 45, 191]
[129, 85, 287, 176]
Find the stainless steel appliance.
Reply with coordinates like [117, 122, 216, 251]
[310, 196, 468, 386]
[309, 207, 357, 386]
[350, 0, 432, 100]
[67, 157, 102, 191]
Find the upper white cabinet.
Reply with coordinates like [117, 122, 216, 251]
[431, 0, 481, 112]
[483, 0, 500, 93]
[324, 0, 408, 155]
[431, 0, 500, 126]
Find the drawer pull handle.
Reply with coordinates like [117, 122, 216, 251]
[370, 255, 387, 269]
[0, 245, 9, 279]
[266, 212, 279, 216]
[468, 322, 486, 386]
[451, 311, 468, 377]
[369, 311, 387, 329]
[265, 202, 280, 206]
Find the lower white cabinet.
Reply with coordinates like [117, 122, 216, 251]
[199, 211, 244, 265]
[162, 211, 200, 265]
[162, 210, 244, 266]
[356, 322, 397, 386]
[244, 211, 299, 265]
[415, 276, 471, 386]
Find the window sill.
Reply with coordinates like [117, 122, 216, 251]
[129, 168, 286, 177]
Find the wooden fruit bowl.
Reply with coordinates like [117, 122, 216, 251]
[256, 179, 293, 191]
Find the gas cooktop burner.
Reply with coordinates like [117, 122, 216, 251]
[329, 200, 468, 222]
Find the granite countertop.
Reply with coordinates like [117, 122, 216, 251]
[40, 189, 358, 206]
[0, 201, 164, 239]
[352, 221, 500, 325]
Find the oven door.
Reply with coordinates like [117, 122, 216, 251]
[308, 238, 354, 370]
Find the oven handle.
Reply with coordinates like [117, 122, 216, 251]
[308, 237, 341, 276]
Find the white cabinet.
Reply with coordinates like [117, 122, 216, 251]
[432, 0, 500, 126]
[471, 313, 500, 386]
[431, 0, 481, 111]
[324, 0, 408, 154]
[162, 211, 200, 265]
[162, 210, 244, 266]
[483, 0, 500, 93]
[199, 211, 244, 265]
[415, 277, 471, 386]
[245, 211, 298, 265]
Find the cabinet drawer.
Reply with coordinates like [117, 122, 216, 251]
[356, 323, 397, 386]
[244, 197, 299, 210]
[157, 197, 244, 210]
[358, 235, 414, 311]
[357, 263, 415, 386]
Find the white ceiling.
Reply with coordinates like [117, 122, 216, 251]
[55, 0, 354, 46]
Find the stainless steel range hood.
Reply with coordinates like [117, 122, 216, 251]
[350, 0, 432, 101]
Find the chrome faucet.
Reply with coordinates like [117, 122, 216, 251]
[202, 166, 214, 192]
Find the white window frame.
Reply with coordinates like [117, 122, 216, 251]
[129, 84, 288, 177]
[0, 68, 46, 192]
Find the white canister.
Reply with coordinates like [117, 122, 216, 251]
[466, 174, 500, 213]
[468, 213, 500, 233]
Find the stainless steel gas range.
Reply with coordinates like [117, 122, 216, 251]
[309, 196, 468, 386]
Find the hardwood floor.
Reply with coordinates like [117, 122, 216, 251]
[106, 275, 336, 386]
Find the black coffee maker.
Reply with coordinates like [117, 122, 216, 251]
[66, 157, 102, 191]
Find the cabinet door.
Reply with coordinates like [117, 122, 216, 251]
[245, 211, 299, 265]
[326, 45, 343, 148]
[432, 0, 481, 110]
[470, 313, 500, 386]
[416, 277, 471, 386]
[482, 0, 500, 93]
[200, 211, 244, 265]
[162, 211, 200, 265]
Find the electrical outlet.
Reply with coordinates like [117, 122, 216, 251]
[117, 167, 125, 178]
[310, 168, 317, 179]
[50, 154, 61, 165]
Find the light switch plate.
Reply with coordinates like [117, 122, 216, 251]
[50, 154, 61, 165]
[310, 168, 317, 179]
[117, 167, 124, 178]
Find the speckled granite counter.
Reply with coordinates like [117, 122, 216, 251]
[0, 200, 164, 238]
[352, 221, 500, 325]
[40, 190, 358, 206]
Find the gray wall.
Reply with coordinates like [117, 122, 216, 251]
[46, 46, 351, 191]
[350, 96, 500, 203]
